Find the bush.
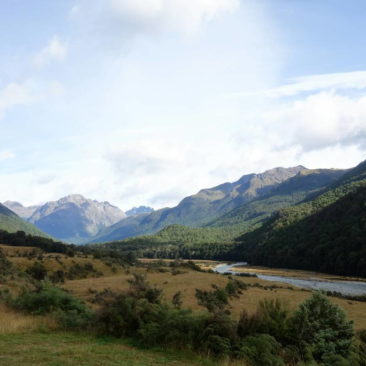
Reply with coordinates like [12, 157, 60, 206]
[238, 334, 284, 366]
[290, 292, 354, 363]
[0, 250, 13, 277]
[13, 285, 91, 317]
[26, 261, 47, 281]
[256, 299, 290, 343]
[50, 270, 65, 284]
[56, 308, 92, 329]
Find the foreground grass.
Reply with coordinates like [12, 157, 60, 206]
[0, 332, 221, 366]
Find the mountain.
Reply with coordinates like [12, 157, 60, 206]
[91, 166, 310, 243]
[3, 201, 40, 219]
[28, 194, 126, 244]
[232, 160, 366, 277]
[126, 206, 154, 216]
[0, 203, 48, 237]
[208, 168, 346, 230]
[95, 168, 346, 258]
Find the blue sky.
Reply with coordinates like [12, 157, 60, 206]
[1, 0, 366, 210]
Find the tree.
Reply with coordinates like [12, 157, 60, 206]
[291, 292, 354, 363]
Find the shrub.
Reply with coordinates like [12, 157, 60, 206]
[172, 291, 183, 309]
[0, 250, 13, 277]
[238, 334, 284, 366]
[26, 261, 47, 281]
[13, 284, 91, 317]
[256, 299, 290, 343]
[128, 273, 162, 304]
[195, 285, 229, 313]
[50, 270, 66, 284]
[198, 311, 237, 357]
[290, 292, 354, 363]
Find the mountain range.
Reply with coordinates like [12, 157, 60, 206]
[1, 162, 361, 251]
[96, 159, 366, 277]
[91, 165, 344, 243]
[3, 195, 126, 244]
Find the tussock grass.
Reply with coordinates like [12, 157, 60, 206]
[8, 253, 124, 277]
[0, 304, 57, 334]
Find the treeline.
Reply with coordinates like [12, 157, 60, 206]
[95, 224, 241, 259]
[0, 230, 76, 255]
[232, 183, 366, 277]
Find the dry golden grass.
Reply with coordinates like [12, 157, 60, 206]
[63, 268, 366, 331]
[0, 304, 57, 334]
[0, 244, 41, 256]
[8, 253, 124, 277]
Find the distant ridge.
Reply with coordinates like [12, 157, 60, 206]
[91, 166, 309, 243]
[3, 201, 40, 219]
[27, 194, 126, 244]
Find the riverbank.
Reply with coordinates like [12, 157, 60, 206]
[213, 262, 366, 296]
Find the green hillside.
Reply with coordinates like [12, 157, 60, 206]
[91, 166, 306, 243]
[94, 169, 345, 259]
[0, 203, 49, 237]
[233, 160, 366, 277]
[209, 168, 345, 229]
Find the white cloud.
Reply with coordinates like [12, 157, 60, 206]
[0, 79, 65, 120]
[0, 81, 40, 118]
[33, 36, 68, 67]
[265, 92, 366, 151]
[71, 0, 239, 35]
[238, 71, 366, 99]
[0, 150, 15, 162]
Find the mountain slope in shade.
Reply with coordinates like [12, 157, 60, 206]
[3, 201, 40, 219]
[28, 194, 126, 244]
[0, 203, 49, 237]
[233, 160, 366, 277]
[91, 166, 307, 243]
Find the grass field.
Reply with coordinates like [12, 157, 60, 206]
[1, 247, 366, 365]
[0, 332, 224, 366]
[63, 267, 366, 330]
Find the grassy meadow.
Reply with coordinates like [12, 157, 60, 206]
[1, 244, 366, 365]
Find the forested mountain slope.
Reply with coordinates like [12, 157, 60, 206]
[233, 160, 366, 277]
[0, 203, 48, 237]
[93, 168, 346, 260]
[208, 168, 345, 229]
[91, 166, 306, 242]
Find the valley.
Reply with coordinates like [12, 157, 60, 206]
[1, 160, 366, 365]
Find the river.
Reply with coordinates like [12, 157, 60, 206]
[214, 263, 366, 296]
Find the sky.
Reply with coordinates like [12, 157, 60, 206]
[1, 0, 366, 210]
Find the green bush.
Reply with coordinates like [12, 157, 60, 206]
[238, 334, 284, 366]
[290, 292, 354, 363]
[94, 277, 362, 364]
[13, 285, 91, 317]
[26, 261, 47, 281]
